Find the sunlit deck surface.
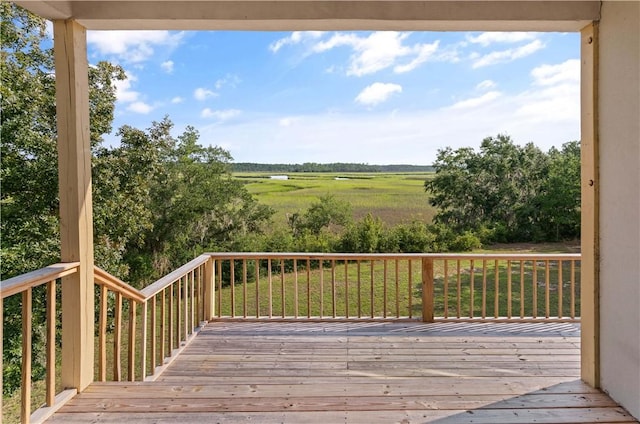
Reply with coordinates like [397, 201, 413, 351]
[48, 321, 637, 423]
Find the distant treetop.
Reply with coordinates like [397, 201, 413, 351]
[232, 162, 434, 173]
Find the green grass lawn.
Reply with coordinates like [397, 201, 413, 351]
[235, 172, 436, 229]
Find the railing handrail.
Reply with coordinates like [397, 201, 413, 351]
[140, 254, 210, 299]
[206, 252, 581, 260]
[1, 262, 80, 299]
[94, 266, 146, 303]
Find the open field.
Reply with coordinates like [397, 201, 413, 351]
[235, 172, 436, 229]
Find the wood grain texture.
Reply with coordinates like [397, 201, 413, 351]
[47, 322, 637, 423]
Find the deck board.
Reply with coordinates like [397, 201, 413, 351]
[47, 321, 638, 423]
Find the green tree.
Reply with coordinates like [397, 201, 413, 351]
[425, 134, 578, 242]
[120, 120, 274, 283]
[289, 194, 352, 237]
[1, 3, 126, 395]
[538, 141, 581, 240]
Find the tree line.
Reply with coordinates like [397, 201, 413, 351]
[232, 162, 434, 173]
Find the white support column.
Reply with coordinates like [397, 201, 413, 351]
[53, 19, 95, 392]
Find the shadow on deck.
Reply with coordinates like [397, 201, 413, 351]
[47, 322, 637, 423]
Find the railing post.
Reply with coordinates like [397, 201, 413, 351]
[54, 19, 95, 392]
[203, 256, 215, 320]
[422, 257, 434, 323]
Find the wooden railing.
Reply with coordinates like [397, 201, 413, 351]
[208, 253, 581, 322]
[1, 263, 80, 424]
[2, 251, 580, 423]
[1, 255, 212, 423]
[93, 254, 212, 382]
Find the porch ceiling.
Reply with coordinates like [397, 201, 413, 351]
[14, 1, 600, 31]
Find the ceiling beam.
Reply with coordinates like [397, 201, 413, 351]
[14, 1, 600, 31]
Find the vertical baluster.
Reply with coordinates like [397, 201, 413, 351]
[558, 260, 564, 318]
[383, 259, 388, 318]
[114, 291, 123, 381]
[370, 260, 375, 318]
[344, 260, 349, 319]
[306, 259, 311, 318]
[481, 260, 487, 319]
[243, 259, 248, 319]
[191, 269, 195, 329]
[230, 260, 235, 318]
[161, 289, 167, 360]
[532, 260, 538, 318]
[395, 259, 400, 318]
[184, 274, 190, 336]
[507, 260, 512, 319]
[255, 260, 260, 318]
[443, 259, 448, 319]
[21, 288, 32, 422]
[494, 260, 499, 319]
[141, 300, 148, 380]
[177, 278, 182, 344]
[319, 260, 324, 319]
[357, 260, 362, 318]
[99, 285, 108, 381]
[128, 300, 136, 381]
[151, 295, 157, 373]
[217, 261, 223, 318]
[268, 259, 273, 318]
[281, 259, 286, 318]
[469, 259, 475, 319]
[45, 281, 55, 406]
[456, 260, 461, 318]
[545, 260, 550, 319]
[570, 260, 576, 319]
[194, 267, 200, 325]
[331, 259, 336, 318]
[294, 259, 299, 319]
[520, 261, 525, 319]
[408, 260, 413, 319]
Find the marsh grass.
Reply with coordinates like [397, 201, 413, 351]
[235, 172, 436, 228]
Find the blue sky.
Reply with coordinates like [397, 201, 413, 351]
[84, 30, 580, 165]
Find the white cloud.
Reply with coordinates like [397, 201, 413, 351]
[279, 117, 300, 127]
[194, 87, 217, 101]
[171, 96, 184, 104]
[355, 82, 403, 106]
[394, 41, 440, 73]
[114, 74, 140, 103]
[467, 32, 539, 46]
[273, 31, 452, 77]
[449, 91, 502, 109]
[531, 59, 579, 86]
[87, 30, 185, 63]
[215, 74, 241, 90]
[476, 80, 497, 91]
[472, 40, 545, 68]
[161, 60, 174, 74]
[127, 101, 154, 114]
[180, 61, 578, 165]
[269, 31, 325, 53]
[201, 108, 241, 121]
[197, 91, 578, 165]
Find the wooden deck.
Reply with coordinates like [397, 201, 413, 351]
[48, 321, 638, 423]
